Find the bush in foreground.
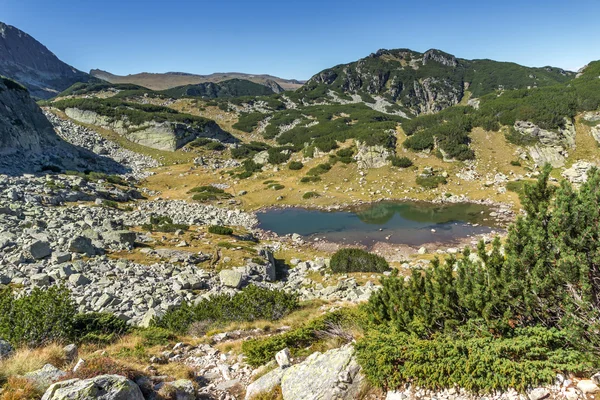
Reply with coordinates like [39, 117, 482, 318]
[288, 161, 304, 170]
[389, 155, 413, 168]
[357, 165, 600, 392]
[154, 286, 298, 333]
[330, 248, 390, 273]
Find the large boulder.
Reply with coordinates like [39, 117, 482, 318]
[562, 161, 596, 185]
[219, 269, 243, 288]
[246, 345, 362, 400]
[41, 374, 144, 400]
[28, 240, 52, 259]
[68, 236, 96, 257]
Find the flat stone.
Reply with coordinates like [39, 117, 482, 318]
[219, 269, 243, 288]
[577, 379, 600, 394]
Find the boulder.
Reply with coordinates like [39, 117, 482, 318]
[514, 119, 576, 167]
[139, 308, 164, 328]
[68, 273, 91, 287]
[276, 348, 291, 368]
[219, 269, 243, 288]
[68, 236, 95, 257]
[577, 379, 600, 394]
[280, 344, 362, 400]
[63, 344, 78, 363]
[24, 364, 66, 390]
[528, 388, 550, 400]
[161, 379, 196, 400]
[29, 240, 51, 259]
[41, 374, 144, 400]
[245, 368, 286, 400]
[52, 252, 72, 264]
[0, 339, 14, 359]
[104, 230, 136, 247]
[31, 273, 51, 286]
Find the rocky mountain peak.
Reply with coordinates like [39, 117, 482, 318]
[0, 21, 91, 98]
[423, 49, 458, 67]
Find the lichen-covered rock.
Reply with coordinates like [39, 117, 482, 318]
[244, 368, 285, 400]
[41, 374, 144, 400]
[24, 364, 66, 391]
[280, 344, 362, 400]
[219, 269, 243, 288]
[354, 142, 392, 169]
[162, 379, 196, 400]
[514, 119, 576, 167]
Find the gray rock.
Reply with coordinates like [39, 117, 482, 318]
[29, 240, 52, 259]
[31, 273, 51, 286]
[219, 269, 243, 288]
[68, 273, 91, 287]
[41, 374, 144, 400]
[276, 348, 291, 368]
[104, 230, 136, 247]
[68, 236, 95, 256]
[528, 388, 550, 400]
[24, 364, 67, 390]
[577, 380, 600, 394]
[245, 368, 286, 400]
[163, 379, 196, 400]
[280, 344, 362, 400]
[0, 339, 14, 359]
[139, 308, 164, 328]
[52, 252, 72, 264]
[215, 378, 240, 391]
[63, 344, 78, 363]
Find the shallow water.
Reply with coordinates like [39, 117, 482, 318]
[257, 201, 498, 247]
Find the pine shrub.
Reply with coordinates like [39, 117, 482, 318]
[330, 248, 390, 273]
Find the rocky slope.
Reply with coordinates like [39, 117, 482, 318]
[0, 22, 91, 99]
[91, 69, 304, 91]
[299, 48, 574, 116]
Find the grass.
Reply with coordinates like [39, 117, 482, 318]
[0, 344, 66, 383]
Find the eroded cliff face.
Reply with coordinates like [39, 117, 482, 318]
[0, 78, 61, 155]
[64, 107, 236, 151]
[0, 22, 91, 99]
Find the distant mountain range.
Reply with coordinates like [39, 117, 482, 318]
[89, 69, 305, 92]
[0, 22, 92, 99]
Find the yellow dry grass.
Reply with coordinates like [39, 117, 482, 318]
[0, 344, 66, 382]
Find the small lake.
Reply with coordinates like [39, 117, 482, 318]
[257, 201, 499, 247]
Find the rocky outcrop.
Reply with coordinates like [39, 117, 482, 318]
[562, 161, 596, 184]
[591, 124, 600, 144]
[0, 78, 63, 155]
[64, 107, 236, 151]
[514, 119, 576, 167]
[354, 141, 393, 169]
[247, 345, 362, 400]
[41, 374, 144, 400]
[0, 22, 91, 99]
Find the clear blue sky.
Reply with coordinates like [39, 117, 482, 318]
[1, 0, 598, 80]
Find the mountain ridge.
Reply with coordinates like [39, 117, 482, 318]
[90, 69, 305, 92]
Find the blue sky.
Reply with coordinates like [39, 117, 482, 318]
[1, 0, 598, 80]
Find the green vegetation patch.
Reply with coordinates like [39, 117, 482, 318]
[141, 215, 189, 232]
[208, 225, 234, 235]
[154, 286, 298, 333]
[330, 248, 390, 273]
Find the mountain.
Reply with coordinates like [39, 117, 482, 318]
[0, 22, 92, 99]
[90, 69, 304, 92]
[299, 48, 575, 116]
[160, 78, 280, 99]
